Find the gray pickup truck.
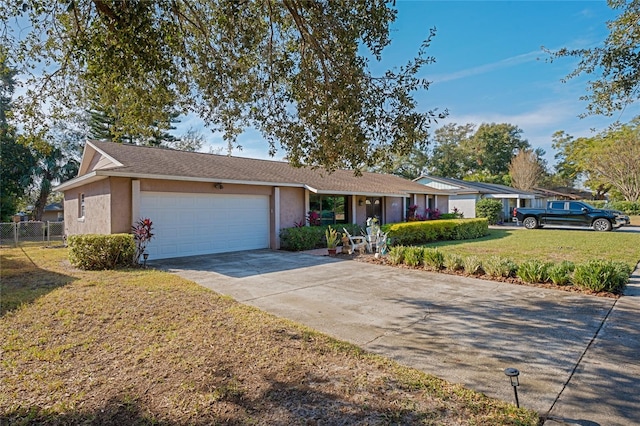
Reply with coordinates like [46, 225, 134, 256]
[514, 201, 630, 231]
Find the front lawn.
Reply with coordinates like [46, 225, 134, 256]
[0, 246, 538, 425]
[424, 228, 640, 269]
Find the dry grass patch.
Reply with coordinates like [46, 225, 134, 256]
[1, 246, 538, 425]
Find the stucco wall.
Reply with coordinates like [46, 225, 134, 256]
[279, 187, 305, 229]
[385, 197, 404, 224]
[110, 177, 133, 233]
[355, 198, 367, 226]
[140, 180, 273, 195]
[448, 194, 478, 218]
[64, 178, 112, 235]
[434, 195, 449, 214]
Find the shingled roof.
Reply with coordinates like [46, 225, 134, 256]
[416, 175, 540, 197]
[57, 140, 444, 197]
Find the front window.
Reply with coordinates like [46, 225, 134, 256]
[309, 194, 347, 226]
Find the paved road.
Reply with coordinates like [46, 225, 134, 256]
[153, 251, 640, 425]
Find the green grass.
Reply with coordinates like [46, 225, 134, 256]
[0, 246, 539, 425]
[424, 228, 640, 269]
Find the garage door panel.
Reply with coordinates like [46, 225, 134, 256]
[140, 192, 270, 260]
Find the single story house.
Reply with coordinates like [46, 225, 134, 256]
[55, 140, 447, 260]
[42, 202, 64, 222]
[414, 175, 546, 220]
[533, 187, 593, 201]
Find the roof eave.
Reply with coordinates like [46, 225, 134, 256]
[53, 171, 106, 192]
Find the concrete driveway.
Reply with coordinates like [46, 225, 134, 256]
[153, 250, 640, 425]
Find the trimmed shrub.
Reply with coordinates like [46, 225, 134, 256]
[280, 224, 362, 251]
[383, 219, 488, 246]
[573, 260, 631, 293]
[279, 226, 323, 251]
[475, 198, 503, 225]
[387, 245, 406, 265]
[517, 260, 552, 283]
[483, 256, 518, 278]
[68, 234, 136, 270]
[443, 253, 463, 271]
[423, 248, 445, 270]
[548, 261, 575, 286]
[462, 255, 483, 275]
[403, 246, 424, 267]
[608, 201, 640, 215]
[589, 200, 640, 215]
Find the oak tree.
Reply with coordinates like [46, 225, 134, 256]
[0, 51, 35, 221]
[1, 0, 445, 171]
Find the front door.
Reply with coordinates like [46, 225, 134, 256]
[366, 197, 382, 222]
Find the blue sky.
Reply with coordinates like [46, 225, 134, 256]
[178, 0, 640, 170]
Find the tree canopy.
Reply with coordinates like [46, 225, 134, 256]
[1, 0, 445, 171]
[508, 149, 545, 191]
[425, 122, 530, 184]
[0, 50, 35, 221]
[553, 119, 640, 201]
[549, 0, 640, 116]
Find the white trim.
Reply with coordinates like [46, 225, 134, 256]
[54, 171, 105, 191]
[351, 196, 357, 224]
[304, 189, 310, 226]
[86, 140, 124, 168]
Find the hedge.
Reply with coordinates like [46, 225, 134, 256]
[588, 200, 640, 215]
[279, 224, 363, 251]
[68, 234, 136, 270]
[381, 218, 489, 246]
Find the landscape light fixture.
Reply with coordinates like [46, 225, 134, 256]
[143, 252, 149, 267]
[504, 367, 520, 408]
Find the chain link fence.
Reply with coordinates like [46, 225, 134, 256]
[0, 221, 65, 247]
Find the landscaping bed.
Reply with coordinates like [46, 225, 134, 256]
[353, 252, 626, 298]
[348, 227, 640, 298]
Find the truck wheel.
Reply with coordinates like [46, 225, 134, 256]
[593, 218, 612, 231]
[523, 217, 538, 229]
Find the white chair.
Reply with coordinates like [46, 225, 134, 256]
[376, 232, 388, 254]
[364, 225, 383, 253]
[342, 228, 368, 254]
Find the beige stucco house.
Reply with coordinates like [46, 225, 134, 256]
[56, 141, 446, 260]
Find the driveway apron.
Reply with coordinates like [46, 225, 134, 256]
[153, 250, 638, 424]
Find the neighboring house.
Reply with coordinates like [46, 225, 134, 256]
[42, 203, 64, 222]
[55, 141, 447, 260]
[414, 175, 546, 220]
[9, 203, 63, 222]
[533, 187, 593, 201]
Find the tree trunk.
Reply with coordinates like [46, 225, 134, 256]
[33, 178, 52, 221]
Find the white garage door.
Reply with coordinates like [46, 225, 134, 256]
[140, 192, 270, 260]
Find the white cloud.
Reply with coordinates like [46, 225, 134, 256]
[429, 50, 542, 83]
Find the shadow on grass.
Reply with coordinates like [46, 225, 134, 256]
[0, 248, 76, 316]
[0, 378, 483, 425]
[1, 396, 174, 426]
